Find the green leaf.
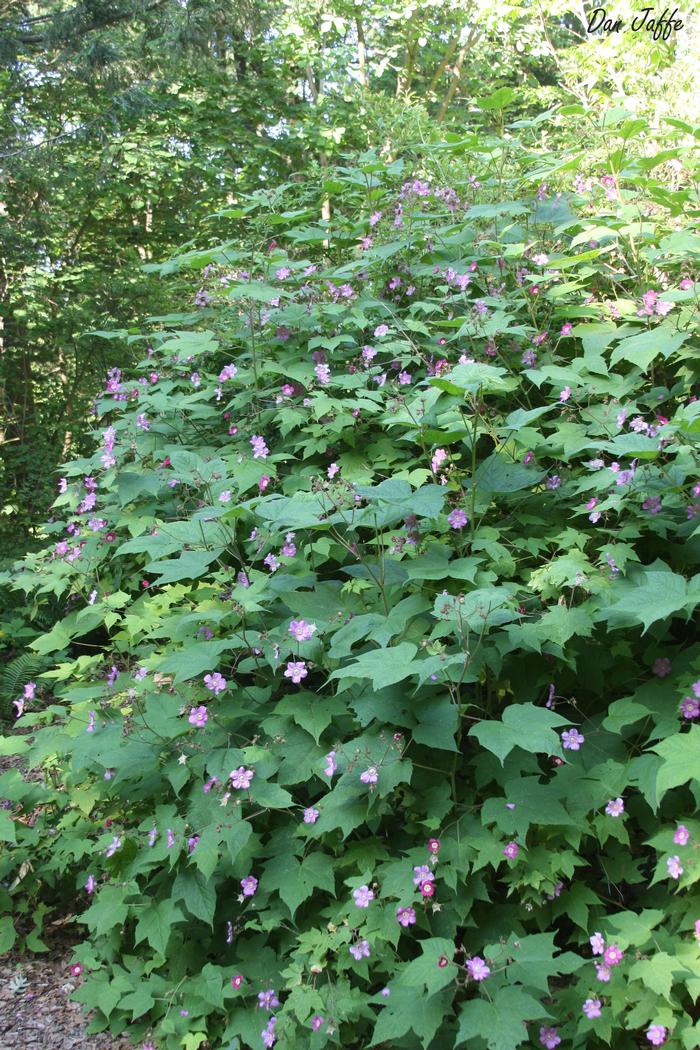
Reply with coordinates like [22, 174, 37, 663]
[397, 937, 458, 995]
[329, 643, 418, 690]
[146, 549, 224, 584]
[594, 561, 692, 633]
[610, 325, 689, 370]
[474, 454, 546, 493]
[81, 885, 130, 937]
[260, 851, 334, 918]
[134, 899, 184, 955]
[0, 810, 16, 843]
[651, 725, 700, 800]
[0, 915, 16, 953]
[172, 870, 216, 926]
[456, 986, 550, 1049]
[470, 704, 570, 764]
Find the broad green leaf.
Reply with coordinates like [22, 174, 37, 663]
[470, 704, 570, 764]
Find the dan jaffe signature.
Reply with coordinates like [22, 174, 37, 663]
[586, 6, 684, 40]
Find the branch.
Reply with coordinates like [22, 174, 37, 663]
[12, 0, 169, 47]
[436, 26, 482, 123]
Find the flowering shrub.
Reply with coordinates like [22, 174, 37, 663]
[2, 100, 700, 1049]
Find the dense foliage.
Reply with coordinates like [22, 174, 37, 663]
[3, 0, 698, 551]
[2, 91, 700, 1050]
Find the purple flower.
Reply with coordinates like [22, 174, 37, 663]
[219, 490, 232, 504]
[546, 475, 562, 490]
[85, 875, 96, 894]
[303, 807, 319, 825]
[674, 824, 690, 846]
[503, 841, 519, 860]
[203, 672, 227, 694]
[258, 989, 280, 1010]
[667, 855, 683, 880]
[590, 932, 605, 955]
[327, 462, 340, 478]
[105, 836, 122, 858]
[560, 322, 573, 336]
[466, 956, 490, 981]
[583, 998, 601, 1019]
[539, 1026, 561, 1049]
[680, 697, 700, 719]
[230, 766, 254, 790]
[310, 1015, 324, 1031]
[284, 660, 308, 684]
[315, 362, 331, 385]
[561, 728, 584, 751]
[353, 885, 374, 908]
[251, 435, 269, 459]
[264, 553, 279, 573]
[188, 705, 208, 728]
[374, 324, 389, 338]
[148, 828, 157, 846]
[647, 1025, 667, 1047]
[413, 865, 434, 887]
[396, 906, 416, 927]
[240, 875, 258, 897]
[595, 963, 611, 982]
[350, 939, 371, 960]
[447, 508, 468, 529]
[324, 751, 337, 778]
[289, 620, 316, 642]
[360, 766, 378, 785]
[605, 798, 624, 817]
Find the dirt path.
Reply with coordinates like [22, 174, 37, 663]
[0, 949, 132, 1049]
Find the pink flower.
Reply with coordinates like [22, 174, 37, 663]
[219, 490, 231, 504]
[466, 956, 490, 981]
[231, 974, 244, 989]
[204, 672, 227, 694]
[646, 1025, 667, 1046]
[327, 462, 340, 479]
[188, 705, 208, 728]
[240, 875, 258, 897]
[310, 1015, 324, 1031]
[427, 838, 440, 854]
[583, 998, 601, 1019]
[674, 824, 690, 846]
[559, 386, 571, 402]
[230, 766, 254, 790]
[70, 963, 83, 977]
[595, 963, 611, 982]
[353, 885, 374, 908]
[560, 322, 573, 336]
[603, 944, 623, 966]
[420, 880, 435, 898]
[284, 660, 308, 684]
[561, 728, 584, 750]
[396, 906, 416, 927]
[303, 807, 319, 824]
[539, 1026, 561, 1049]
[605, 798, 624, 817]
[289, 619, 316, 642]
[503, 841, 519, 860]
